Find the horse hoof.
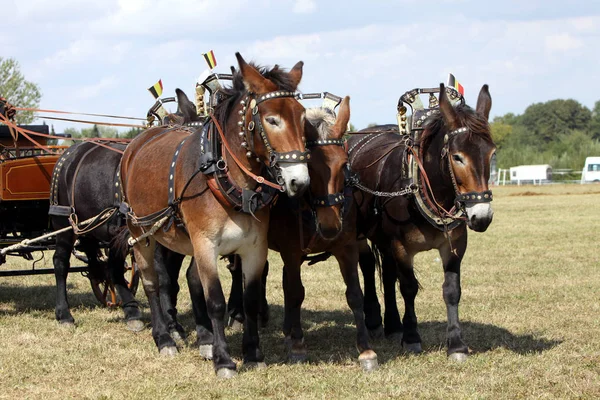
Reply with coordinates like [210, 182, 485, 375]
[58, 320, 75, 328]
[403, 342, 422, 354]
[126, 320, 145, 332]
[368, 326, 385, 341]
[198, 344, 213, 360]
[288, 353, 307, 364]
[243, 361, 267, 371]
[216, 368, 237, 379]
[359, 350, 378, 372]
[448, 352, 468, 363]
[359, 357, 379, 372]
[229, 319, 244, 333]
[159, 346, 178, 357]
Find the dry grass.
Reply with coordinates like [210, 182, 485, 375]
[1, 184, 599, 399]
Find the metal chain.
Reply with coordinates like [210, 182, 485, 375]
[351, 180, 417, 198]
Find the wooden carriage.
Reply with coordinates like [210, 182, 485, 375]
[0, 122, 137, 306]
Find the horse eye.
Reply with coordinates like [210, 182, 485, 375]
[266, 116, 280, 127]
[452, 154, 465, 164]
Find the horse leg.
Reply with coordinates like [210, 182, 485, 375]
[357, 239, 383, 339]
[238, 246, 268, 369]
[192, 243, 237, 377]
[53, 229, 75, 325]
[186, 259, 214, 360]
[227, 255, 269, 331]
[107, 245, 143, 332]
[226, 255, 245, 331]
[390, 239, 421, 353]
[334, 244, 378, 372]
[155, 244, 186, 340]
[133, 238, 177, 355]
[259, 259, 270, 328]
[381, 250, 403, 341]
[281, 252, 306, 363]
[439, 232, 469, 361]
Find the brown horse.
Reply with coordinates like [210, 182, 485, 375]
[120, 53, 310, 378]
[213, 99, 378, 370]
[349, 84, 495, 361]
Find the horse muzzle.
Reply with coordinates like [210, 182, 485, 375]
[278, 163, 310, 198]
[465, 203, 494, 232]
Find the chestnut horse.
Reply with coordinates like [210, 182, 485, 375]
[349, 84, 495, 361]
[180, 99, 378, 371]
[120, 53, 310, 378]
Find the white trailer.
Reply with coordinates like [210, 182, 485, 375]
[581, 157, 600, 183]
[509, 165, 552, 185]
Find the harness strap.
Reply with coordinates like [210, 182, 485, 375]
[210, 114, 282, 191]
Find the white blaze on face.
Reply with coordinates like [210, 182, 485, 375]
[465, 203, 494, 232]
[279, 163, 309, 198]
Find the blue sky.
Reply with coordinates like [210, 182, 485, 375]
[4, 0, 600, 132]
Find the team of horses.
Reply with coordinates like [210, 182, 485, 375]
[45, 53, 496, 378]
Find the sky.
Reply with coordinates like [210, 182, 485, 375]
[3, 0, 600, 133]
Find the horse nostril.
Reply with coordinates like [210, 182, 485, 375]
[290, 179, 297, 191]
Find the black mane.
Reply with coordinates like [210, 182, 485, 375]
[213, 63, 298, 128]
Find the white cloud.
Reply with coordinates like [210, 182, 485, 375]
[293, 0, 316, 14]
[74, 76, 119, 100]
[545, 33, 584, 52]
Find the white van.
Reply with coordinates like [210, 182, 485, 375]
[581, 157, 600, 183]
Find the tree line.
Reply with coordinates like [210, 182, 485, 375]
[491, 99, 600, 175]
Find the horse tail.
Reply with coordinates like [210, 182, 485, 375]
[369, 241, 384, 291]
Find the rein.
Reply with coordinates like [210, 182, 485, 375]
[210, 114, 282, 191]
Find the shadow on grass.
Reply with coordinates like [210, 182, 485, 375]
[418, 320, 562, 355]
[0, 282, 102, 315]
[173, 304, 562, 366]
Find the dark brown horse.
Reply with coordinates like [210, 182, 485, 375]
[349, 84, 495, 361]
[120, 53, 310, 378]
[218, 99, 377, 370]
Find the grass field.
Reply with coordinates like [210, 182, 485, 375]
[1, 184, 599, 399]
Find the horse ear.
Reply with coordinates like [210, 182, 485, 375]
[230, 66, 236, 74]
[438, 83, 459, 130]
[332, 96, 351, 139]
[175, 88, 198, 122]
[476, 84, 492, 120]
[288, 61, 304, 90]
[235, 52, 272, 93]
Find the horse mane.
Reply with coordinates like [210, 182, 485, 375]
[213, 63, 299, 129]
[306, 108, 336, 140]
[421, 104, 493, 148]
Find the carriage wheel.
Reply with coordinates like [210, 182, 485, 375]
[89, 253, 140, 308]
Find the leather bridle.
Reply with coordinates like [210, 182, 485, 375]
[239, 91, 311, 190]
[441, 126, 494, 208]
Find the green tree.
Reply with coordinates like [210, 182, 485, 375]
[0, 57, 42, 124]
[588, 100, 600, 140]
[520, 99, 591, 145]
[489, 121, 513, 149]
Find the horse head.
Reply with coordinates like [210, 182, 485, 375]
[234, 53, 309, 198]
[437, 83, 496, 232]
[305, 97, 351, 240]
